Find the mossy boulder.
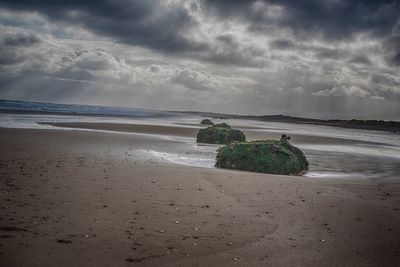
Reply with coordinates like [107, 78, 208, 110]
[196, 123, 245, 144]
[200, 119, 214, 125]
[215, 122, 230, 128]
[215, 135, 309, 175]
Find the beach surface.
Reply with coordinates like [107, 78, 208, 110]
[1, 114, 400, 266]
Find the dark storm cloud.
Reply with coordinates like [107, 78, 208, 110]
[1, 0, 398, 64]
[272, 0, 398, 39]
[312, 47, 344, 60]
[204, 34, 267, 67]
[206, 1, 400, 65]
[270, 39, 296, 50]
[206, 0, 400, 39]
[348, 55, 372, 66]
[0, 48, 25, 65]
[370, 72, 400, 88]
[0, 32, 40, 66]
[0, 0, 206, 52]
[270, 39, 346, 60]
[2, 32, 40, 46]
[384, 36, 400, 66]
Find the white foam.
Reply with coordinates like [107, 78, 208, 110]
[299, 144, 400, 159]
[136, 149, 216, 168]
[305, 171, 362, 179]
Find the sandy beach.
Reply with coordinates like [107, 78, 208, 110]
[2, 0, 400, 265]
[1, 118, 400, 266]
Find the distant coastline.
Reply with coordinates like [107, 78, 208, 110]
[172, 112, 400, 133]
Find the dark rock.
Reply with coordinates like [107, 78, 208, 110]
[215, 135, 309, 175]
[196, 123, 245, 144]
[200, 119, 214, 125]
[56, 239, 72, 244]
[126, 257, 146, 263]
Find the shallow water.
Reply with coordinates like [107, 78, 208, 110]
[0, 99, 170, 117]
[136, 149, 216, 169]
[1, 112, 399, 181]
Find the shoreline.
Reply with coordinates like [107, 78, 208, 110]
[42, 121, 399, 147]
[40, 122, 200, 138]
[40, 122, 400, 178]
[1, 107, 399, 133]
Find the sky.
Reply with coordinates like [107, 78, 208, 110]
[0, 0, 399, 120]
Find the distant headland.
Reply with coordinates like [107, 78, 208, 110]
[173, 111, 400, 133]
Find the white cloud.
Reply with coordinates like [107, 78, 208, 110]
[312, 85, 370, 98]
[170, 68, 220, 91]
[369, 95, 386, 101]
[291, 86, 304, 94]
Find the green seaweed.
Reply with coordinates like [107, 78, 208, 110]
[215, 135, 309, 175]
[196, 123, 245, 144]
[214, 123, 231, 128]
[200, 119, 214, 125]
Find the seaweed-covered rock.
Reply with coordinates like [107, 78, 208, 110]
[215, 122, 231, 128]
[215, 135, 309, 175]
[200, 119, 214, 125]
[196, 123, 245, 144]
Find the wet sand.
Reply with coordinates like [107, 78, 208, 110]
[1, 125, 400, 266]
[43, 121, 393, 146]
[41, 122, 200, 138]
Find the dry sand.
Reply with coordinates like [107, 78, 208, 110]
[0, 125, 399, 266]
